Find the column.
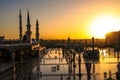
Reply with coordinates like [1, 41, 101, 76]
[12, 52, 16, 80]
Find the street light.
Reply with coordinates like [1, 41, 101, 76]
[12, 52, 16, 80]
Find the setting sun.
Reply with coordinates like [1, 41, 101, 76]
[89, 15, 120, 38]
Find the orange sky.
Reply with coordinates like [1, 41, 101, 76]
[1, 0, 120, 39]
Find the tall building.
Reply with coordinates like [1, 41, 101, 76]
[36, 19, 39, 42]
[26, 10, 32, 43]
[106, 31, 120, 46]
[19, 9, 22, 41]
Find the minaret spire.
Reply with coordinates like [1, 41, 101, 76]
[19, 8, 22, 41]
[36, 19, 39, 42]
[26, 10, 32, 43]
[27, 10, 30, 25]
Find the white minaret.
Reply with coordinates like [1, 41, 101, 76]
[26, 10, 32, 43]
[36, 19, 39, 43]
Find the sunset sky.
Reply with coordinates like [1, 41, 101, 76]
[1, 0, 120, 39]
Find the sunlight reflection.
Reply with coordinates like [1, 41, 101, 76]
[100, 49, 108, 58]
[103, 50, 108, 57]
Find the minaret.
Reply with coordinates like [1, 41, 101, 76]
[36, 19, 39, 42]
[19, 9, 22, 41]
[26, 10, 32, 43]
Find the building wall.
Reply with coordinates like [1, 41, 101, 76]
[0, 36, 4, 44]
[106, 31, 119, 46]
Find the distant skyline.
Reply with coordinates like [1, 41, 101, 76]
[1, 0, 120, 39]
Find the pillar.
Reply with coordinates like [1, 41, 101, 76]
[12, 52, 16, 80]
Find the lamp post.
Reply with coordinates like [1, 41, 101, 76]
[21, 50, 24, 77]
[92, 37, 95, 74]
[73, 52, 76, 80]
[78, 51, 81, 80]
[12, 52, 16, 80]
[37, 48, 40, 80]
[68, 50, 71, 80]
[69, 50, 72, 74]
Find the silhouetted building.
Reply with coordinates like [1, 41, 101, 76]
[68, 37, 70, 44]
[0, 36, 4, 44]
[106, 31, 120, 46]
[26, 10, 32, 43]
[23, 34, 27, 42]
[18, 9, 40, 43]
[36, 19, 39, 42]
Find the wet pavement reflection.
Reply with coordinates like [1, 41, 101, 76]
[31, 48, 119, 80]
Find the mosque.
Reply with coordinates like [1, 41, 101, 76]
[19, 9, 39, 43]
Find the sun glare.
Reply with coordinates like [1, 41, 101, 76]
[89, 15, 120, 38]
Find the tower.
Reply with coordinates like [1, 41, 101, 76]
[19, 9, 22, 41]
[26, 10, 32, 43]
[36, 19, 39, 42]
